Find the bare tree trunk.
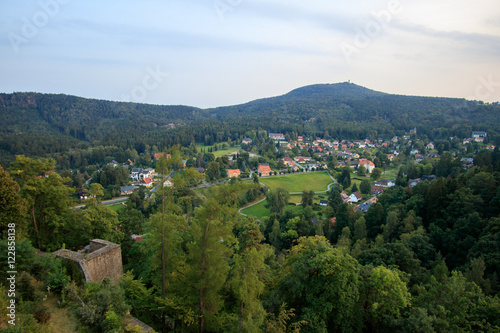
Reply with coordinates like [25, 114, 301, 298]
[31, 204, 38, 232]
[161, 167, 166, 333]
[161, 168, 166, 299]
[199, 221, 210, 333]
[239, 267, 246, 333]
[31, 204, 41, 247]
[239, 300, 244, 333]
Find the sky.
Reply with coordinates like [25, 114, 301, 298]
[1, 0, 499, 108]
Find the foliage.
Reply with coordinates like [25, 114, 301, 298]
[9, 155, 74, 250]
[337, 168, 352, 189]
[371, 168, 382, 181]
[2, 85, 500, 168]
[265, 303, 307, 333]
[178, 199, 238, 332]
[74, 280, 130, 332]
[277, 236, 362, 332]
[0, 165, 27, 238]
[300, 190, 314, 207]
[266, 188, 290, 215]
[230, 218, 274, 332]
[1, 88, 500, 331]
[362, 266, 411, 323]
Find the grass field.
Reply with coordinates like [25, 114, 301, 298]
[381, 167, 399, 179]
[259, 172, 334, 193]
[289, 194, 327, 205]
[105, 202, 125, 212]
[289, 194, 302, 204]
[241, 200, 270, 219]
[195, 143, 241, 157]
[349, 175, 370, 191]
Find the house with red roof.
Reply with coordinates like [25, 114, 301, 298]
[371, 185, 384, 194]
[294, 156, 311, 163]
[269, 133, 285, 141]
[141, 176, 154, 188]
[282, 157, 295, 167]
[154, 153, 171, 160]
[258, 164, 272, 176]
[227, 169, 241, 178]
[341, 192, 351, 203]
[358, 159, 376, 173]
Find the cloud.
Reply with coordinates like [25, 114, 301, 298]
[1, 0, 500, 106]
[486, 16, 500, 27]
[392, 21, 500, 56]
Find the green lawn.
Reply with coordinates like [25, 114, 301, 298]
[241, 200, 269, 219]
[289, 194, 302, 204]
[195, 143, 241, 157]
[105, 202, 125, 212]
[349, 175, 369, 191]
[241, 200, 304, 219]
[381, 167, 399, 179]
[259, 172, 333, 193]
[290, 194, 327, 205]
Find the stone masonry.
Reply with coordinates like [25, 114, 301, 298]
[53, 239, 123, 283]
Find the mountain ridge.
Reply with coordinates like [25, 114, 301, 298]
[1, 82, 499, 163]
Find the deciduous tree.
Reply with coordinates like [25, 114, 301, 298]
[10, 155, 74, 250]
[278, 236, 362, 332]
[266, 188, 290, 215]
[0, 165, 27, 238]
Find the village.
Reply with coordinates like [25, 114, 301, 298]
[73, 128, 494, 222]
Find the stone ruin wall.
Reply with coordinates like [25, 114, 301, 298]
[53, 239, 123, 283]
[84, 240, 123, 282]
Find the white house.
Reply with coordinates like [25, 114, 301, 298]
[472, 131, 487, 138]
[269, 133, 285, 141]
[349, 192, 363, 203]
[358, 159, 375, 173]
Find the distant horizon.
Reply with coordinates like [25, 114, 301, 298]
[1, 1, 499, 108]
[2, 81, 498, 110]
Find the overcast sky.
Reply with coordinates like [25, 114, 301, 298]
[1, 0, 499, 108]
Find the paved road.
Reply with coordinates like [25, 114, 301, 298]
[72, 196, 128, 210]
[238, 181, 270, 220]
[238, 197, 267, 218]
[145, 171, 176, 198]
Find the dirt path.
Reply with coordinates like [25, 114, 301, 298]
[46, 294, 79, 332]
[238, 196, 267, 217]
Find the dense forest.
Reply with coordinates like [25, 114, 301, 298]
[1, 84, 500, 331]
[2, 83, 499, 167]
[1, 148, 500, 332]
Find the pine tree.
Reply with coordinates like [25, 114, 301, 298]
[183, 199, 238, 332]
[231, 218, 273, 332]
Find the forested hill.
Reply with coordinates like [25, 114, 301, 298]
[0, 92, 205, 138]
[0, 92, 205, 159]
[207, 82, 500, 139]
[1, 83, 499, 162]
